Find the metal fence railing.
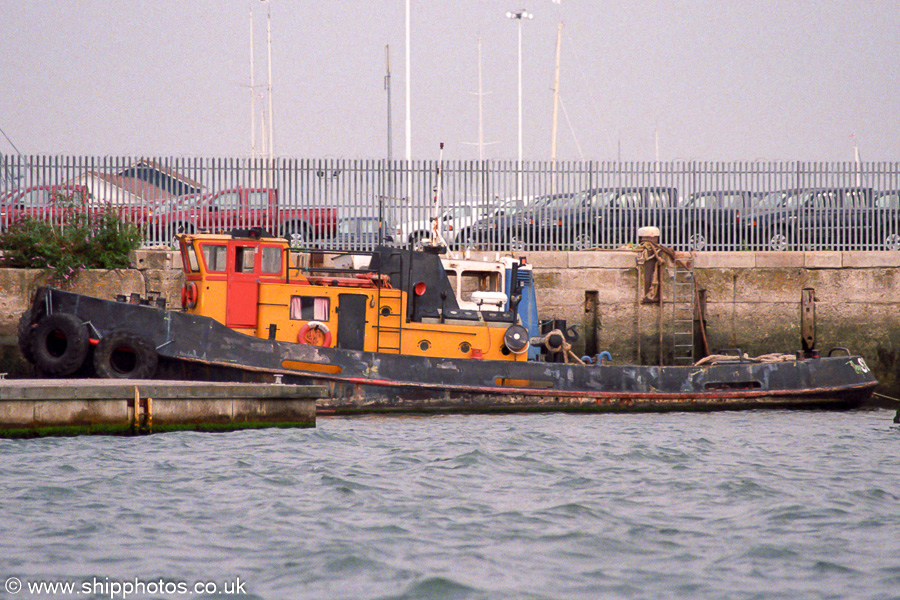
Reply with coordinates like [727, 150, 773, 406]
[2, 155, 899, 252]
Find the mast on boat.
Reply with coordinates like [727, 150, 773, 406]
[430, 143, 449, 248]
[384, 44, 393, 245]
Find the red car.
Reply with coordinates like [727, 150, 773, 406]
[0, 185, 92, 232]
[152, 186, 337, 246]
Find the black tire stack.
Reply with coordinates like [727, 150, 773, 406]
[18, 312, 159, 380]
[29, 313, 90, 377]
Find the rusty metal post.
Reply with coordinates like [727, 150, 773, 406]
[695, 288, 710, 359]
[583, 290, 599, 357]
[801, 288, 817, 357]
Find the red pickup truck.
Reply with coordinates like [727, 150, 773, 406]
[0, 184, 150, 232]
[152, 187, 337, 246]
[1, 185, 91, 232]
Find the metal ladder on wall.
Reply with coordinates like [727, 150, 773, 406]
[671, 257, 695, 364]
[375, 286, 403, 353]
[373, 252, 404, 354]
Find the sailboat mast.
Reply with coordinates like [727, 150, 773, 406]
[405, 0, 412, 163]
[385, 45, 393, 162]
[266, 4, 274, 159]
[550, 21, 562, 193]
[550, 22, 562, 164]
[250, 6, 256, 158]
[404, 0, 412, 235]
[477, 37, 484, 161]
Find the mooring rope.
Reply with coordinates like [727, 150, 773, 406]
[873, 392, 900, 403]
[693, 353, 796, 366]
[636, 239, 677, 304]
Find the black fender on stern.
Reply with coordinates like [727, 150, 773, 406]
[93, 331, 159, 379]
[16, 308, 37, 364]
[29, 313, 90, 376]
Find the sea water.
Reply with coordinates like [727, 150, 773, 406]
[1, 410, 899, 600]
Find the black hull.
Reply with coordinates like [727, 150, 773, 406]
[25, 288, 878, 414]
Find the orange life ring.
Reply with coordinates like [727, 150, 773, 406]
[298, 321, 332, 346]
[181, 281, 198, 309]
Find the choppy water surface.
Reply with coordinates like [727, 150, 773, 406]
[2, 410, 900, 600]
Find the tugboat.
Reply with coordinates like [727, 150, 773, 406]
[18, 229, 877, 413]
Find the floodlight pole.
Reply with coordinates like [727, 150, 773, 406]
[506, 9, 532, 197]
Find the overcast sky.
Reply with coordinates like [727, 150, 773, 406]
[2, 0, 898, 163]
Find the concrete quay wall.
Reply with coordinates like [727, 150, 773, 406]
[0, 248, 897, 397]
[0, 380, 320, 436]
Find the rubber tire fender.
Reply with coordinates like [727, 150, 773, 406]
[93, 331, 159, 379]
[30, 313, 90, 377]
[16, 308, 37, 364]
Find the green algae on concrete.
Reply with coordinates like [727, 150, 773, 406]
[0, 420, 315, 439]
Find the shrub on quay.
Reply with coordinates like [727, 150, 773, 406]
[0, 201, 142, 283]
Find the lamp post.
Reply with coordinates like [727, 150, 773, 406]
[506, 9, 532, 196]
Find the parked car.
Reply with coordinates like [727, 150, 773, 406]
[0, 185, 93, 232]
[396, 203, 492, 248]
[151, 187, 337, 246]
[478, 193, 581, 251]
[455, 198, 521, 249]
[529, 192, 583, 249]
[873, 191, 900, 250]
[744, 187, 875, 251]
[468, 197, 537, 250]
[674, 190, 754, 251]
[329, 216, 395, 250]
[538, 187, 678, 250]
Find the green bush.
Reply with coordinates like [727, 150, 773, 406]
[0, 199, 143, 283]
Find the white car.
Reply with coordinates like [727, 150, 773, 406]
[396, 204, 491, 248]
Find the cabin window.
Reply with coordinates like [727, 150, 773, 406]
[462, 272, 500, 296]
[234, 246, 257, 273]
[290, 296, 330, 321]
[261, 246, 282, 274]
[449, 270, 501, 302]
[201, 244, 227, 273]
[182, 245, 200, 273]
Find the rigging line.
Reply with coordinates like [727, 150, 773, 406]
[0, 126, 22, 185]
[0, 126, 22, 155]
[558, 95, 585, 161]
